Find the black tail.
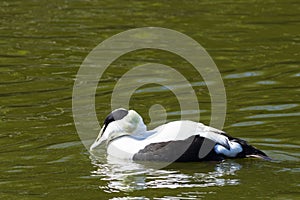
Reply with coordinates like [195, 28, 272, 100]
[232, 138, 271, 161]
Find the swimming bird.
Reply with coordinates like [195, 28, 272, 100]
[90, 108, 270, 162]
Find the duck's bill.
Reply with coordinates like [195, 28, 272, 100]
[90, 139, 104, 151]
[89, 127, 105, 151]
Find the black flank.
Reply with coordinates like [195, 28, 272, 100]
[133, 135, 224, 162]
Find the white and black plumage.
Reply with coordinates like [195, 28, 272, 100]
[90, 108, 270, 162]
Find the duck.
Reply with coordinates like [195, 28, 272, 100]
[90, 108, 270, 162]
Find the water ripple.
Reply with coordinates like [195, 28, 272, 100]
[247, 112, 300, 119]
[90, 156, 241, 193]
[224, 71, 262, 79]
[240, 104, 298, 111]
[231, 121, 265, 127]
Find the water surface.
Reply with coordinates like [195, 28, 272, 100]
[1, 0, 299, 199]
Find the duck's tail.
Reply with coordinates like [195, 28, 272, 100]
[232, 138, 271, 161]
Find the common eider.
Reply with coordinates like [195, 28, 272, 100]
[90, 108, 270, 162]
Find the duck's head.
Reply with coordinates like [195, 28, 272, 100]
[90, 108, 147, 151]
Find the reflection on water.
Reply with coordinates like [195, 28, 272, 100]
[90, 155, 241, 193]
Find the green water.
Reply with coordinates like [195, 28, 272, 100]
[1, 0, 299, 199]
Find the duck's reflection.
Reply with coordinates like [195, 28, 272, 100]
[90, 153, 241, 193]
